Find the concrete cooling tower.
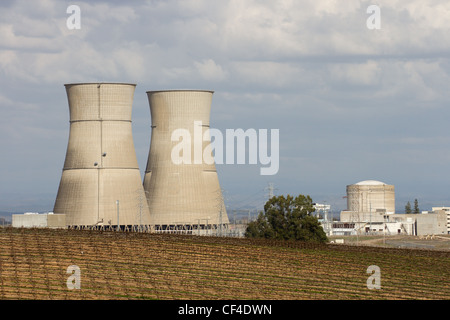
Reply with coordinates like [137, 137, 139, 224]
[143, 90, 229, 233]
[53, 83, 151, 230]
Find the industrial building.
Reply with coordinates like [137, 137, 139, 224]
[143, 90, 229, 234]
[338, 180, 449, 236]
[431, 207, 450, 234]
[53, 83, 151, 231]
[334, 214, 447, 237]
[12, 212, 66, 229]
[387, 211, 448, 236]
[338, 180, 394, 235]
[344, 180, 395, 221]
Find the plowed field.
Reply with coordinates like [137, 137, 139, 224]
[0, 227, 448, 299]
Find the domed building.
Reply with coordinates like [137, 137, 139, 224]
[346, 180, 395, 214]
[340, 180, 395, 225]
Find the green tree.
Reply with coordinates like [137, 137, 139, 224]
[405, 201, 412, 214]
[413, 198, 420, 214]
[245, 194, 328, 243]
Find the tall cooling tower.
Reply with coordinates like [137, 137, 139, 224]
[143, 90, 229, 232]
[53, 83, 151, 230]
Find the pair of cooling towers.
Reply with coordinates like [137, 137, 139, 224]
[53, 82, 229, 231]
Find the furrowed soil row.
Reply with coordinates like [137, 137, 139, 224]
[0, 228, 448, 299]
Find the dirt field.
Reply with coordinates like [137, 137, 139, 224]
[0, 227, 449, 300]
[329, 234, 450, 251]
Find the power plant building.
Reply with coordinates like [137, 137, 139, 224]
[347, 180, 395, 213]
[53, 83, 151, 230]
[12, 213, 66, 229]
[143, 90, 229, 233]
[341, 180, 395, 224]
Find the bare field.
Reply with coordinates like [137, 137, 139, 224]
[0, 227, 449, 300]
[329, 235, 450, 251]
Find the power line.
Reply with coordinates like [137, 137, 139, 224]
[229, 188, 265, 208]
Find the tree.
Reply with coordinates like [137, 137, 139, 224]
[245, 194, 328, 243]
[405, 201, 412, 214]
[413, 199, 420, 214]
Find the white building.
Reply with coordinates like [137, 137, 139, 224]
[12, 213, 66, 229]
[431, 207, 450, 234]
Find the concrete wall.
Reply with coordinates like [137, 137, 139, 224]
[340, 210, 386, 223]
[431, 207, 450, 233]
[415, 212, 447, 235]
[47, 214, 66, 228]
[388, 212, 447, 236]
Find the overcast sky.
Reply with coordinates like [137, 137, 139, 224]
[1, 0, 450, 214]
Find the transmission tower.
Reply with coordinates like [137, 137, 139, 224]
[135, 189, 149, 232]
[264, 182, 277, 200]
[215, 188, 227, 237]
[348, 189, 362, 242]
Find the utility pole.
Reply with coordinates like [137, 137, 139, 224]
[218, 204, 223, 237]
[368, 188, 372, 235]
[215, 188, 226, 237]
[116, 200, 120, 231]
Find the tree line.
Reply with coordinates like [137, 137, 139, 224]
[405, 198, 420, 214]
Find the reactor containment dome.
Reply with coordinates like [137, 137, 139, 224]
[347, 180, 395, 214]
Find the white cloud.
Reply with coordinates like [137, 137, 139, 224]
[194, 59, 227, 81]
[112, 43, 146, 81]
[328, 60, 381, 86]
[1, 0, 450, 209]
[229, 61, 304, 88]
[0, 23, 62, 52]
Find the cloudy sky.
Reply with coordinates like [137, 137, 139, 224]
[1, 0, 450, 214]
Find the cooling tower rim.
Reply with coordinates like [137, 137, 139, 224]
[64, 82, 137, 87]
[146, 89, 214, 94]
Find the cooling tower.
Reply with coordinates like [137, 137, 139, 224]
[53, 83, 151, 230]
[143, 90, 229, 231]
